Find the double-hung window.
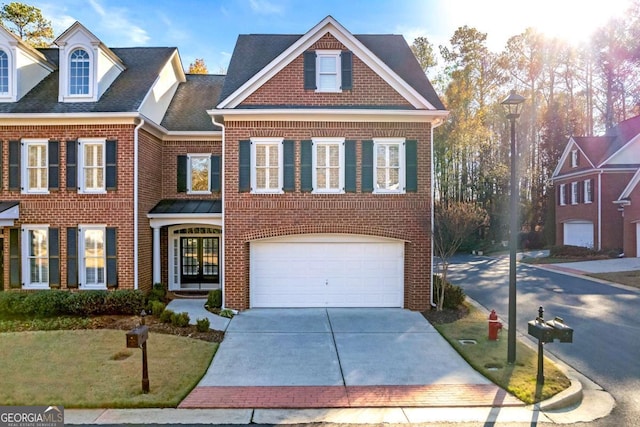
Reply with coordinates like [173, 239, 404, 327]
[313, 138, 344, 193]
[571, 182, 579, 205]
[188, 154, 211, 193]
[22, 225, 49, 289]
[316, 50, 341, 92]
[584, 179, 593, 204]
[79, 139, 105, 193]
[571, 150, 579, 168]
[559, 184, 566, 206]
[374, 138, 405, 193]
[22, 140, 48, 193]
[80, 226, 106, 289]
[251, 138, 283, 193]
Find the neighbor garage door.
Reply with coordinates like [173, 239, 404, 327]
[563, 221, 594, 248]
[250, 234, 404, 308]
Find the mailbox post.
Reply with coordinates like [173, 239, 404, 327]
[527, 306, 573, 385]
[126, 311, 150, 393]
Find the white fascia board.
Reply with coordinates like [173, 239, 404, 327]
[599, 132, 640, 167]
[618, 168, 640, 200]
[0, 112, 140, 124]
[208, 108, 448, 123]
[551, 138, 594, 178]
[147, 214, 222, 229]
[217, 16, 437, 110]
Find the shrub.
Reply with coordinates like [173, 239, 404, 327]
[171, 312, 190, 327]
[219, 309, 234, 319]
[159, 309, 174, 323]
[433, 275, 466, 309]
[195, 317, 210, 332]
[148, 283, 167, 302]
[103, 290, 146, 315]
[207, 289, 222, 309]
[149, 301, 166, 316]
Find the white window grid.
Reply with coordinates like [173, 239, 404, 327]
[374, 138, 405, 193]
[22, 225, 50, 289]
[312, 138, 344, 193]
[187, 154, 211, 194]
[251, 138, 283, 193]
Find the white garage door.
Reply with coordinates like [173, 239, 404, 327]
[563, 221, 594, 248]
[250, 234, 404, 308]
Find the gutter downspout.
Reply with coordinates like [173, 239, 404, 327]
[430, 117, 445, 308]
[598, 171, 602, 251]
[134, 118, 145, 290]
[212, 116, 226, 308]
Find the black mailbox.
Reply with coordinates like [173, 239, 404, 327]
[528, 319, 556, 343]
[546, 317, 573, 343]
[126, 325, 149, 348]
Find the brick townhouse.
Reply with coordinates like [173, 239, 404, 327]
[0, 16, 447, 310]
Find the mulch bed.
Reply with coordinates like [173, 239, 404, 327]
[87, 314, 224, 343]
[422, 305, 469, 325]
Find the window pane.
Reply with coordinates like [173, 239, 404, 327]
[376, 145, 386, 166]
[319, 56, 336, 73]
[329, 168, 339, 187]
[318, 75, 337, 91]
[256, 169, 266, 188]
[28, 229, 49, 284]
[190, 157, 209, 191]
[0, 50, 8, 93]
[388, 169, 399, 189]
[317, 145, 326, 167]
[268, 145, 279, 166]
[268, 168, 279, 188]
[84, 229, 105, 285]
[329, 145, 339, 166]
[389, 145, 399, 166]
[70, 49, 90, 95]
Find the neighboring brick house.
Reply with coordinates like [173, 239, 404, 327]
[552, 115, 640, 255]
[0, 16, 447, 311]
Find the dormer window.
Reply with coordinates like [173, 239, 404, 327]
[571, 150, 579, 168]
[303, 50, 352, 92]
[0, 50, 9, 94]
[70, 49, 90, 95]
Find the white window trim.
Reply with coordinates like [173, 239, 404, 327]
[0, 46, 15, 101]
[187, 153, 212, 194]
[571, 150, 578, 168]
[251, 137, 284, 194]
[373, 137, 406, 194]
[79, 225, 107, 290]
[312, 137, 345, 194]
[584, 180, 592, 204]
[21, 139, 49, 194]
[571, 181, 579, 205]
[559, 183, 566, 206]
[78, 138, 106, 194]
[60, 45, 96, 102]
[316, 50, 342, 93]
[22, 224, 50, 290]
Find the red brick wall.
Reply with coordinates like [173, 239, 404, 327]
[555, 171, 631, 250]
[241, 33, 413, 108]
[0, 124, 136, 290]
[223, 119, 432, 311]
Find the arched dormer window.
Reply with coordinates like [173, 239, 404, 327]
[69, 48, 90, 95]
[0, 50, 9, 94]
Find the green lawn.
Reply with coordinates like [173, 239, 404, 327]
[0, 330, 217, 408]
[587, 270, 640, 289]
[433, 305, 571, 404]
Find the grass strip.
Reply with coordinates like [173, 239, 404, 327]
[433, 304, 571, 404]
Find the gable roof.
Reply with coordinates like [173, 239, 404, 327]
[217, 16, 444, 111]
[0, 47, 176, 114]
[162, 74, 225, 132]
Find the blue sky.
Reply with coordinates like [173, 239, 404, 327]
[26, 0, 633, 73]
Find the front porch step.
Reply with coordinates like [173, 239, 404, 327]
[168, 291, 210, 299]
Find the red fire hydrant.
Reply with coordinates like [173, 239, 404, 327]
[488, 309, 503, 341]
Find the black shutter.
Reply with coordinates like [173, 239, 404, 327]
[66, 140, 77, 189]
[304, 51, 316, 90]
[300, 140, 313, 192]
[557, 185, 562, 205]
[177, 155, 187, 192]
[211, 155, 221, 192]
[106, 227, 117, 288]
[361, 140, 374, 192]
[48, 140, 59, 190]
[239, 140, 251, 192]
[405, 140, 418, 192]
[9, 228, 20, 288]
[283, 140, 295, 192]
[345, 140, 356, 192]
[49, 228, 60, 288]
[8, 140, 20, 191]
[67, 227, 78, 288]
[341, 51, 353, 90]
[590, 179, 595, 201]
[105, 140, 117, 190]
[565, 184, 570, 205]
[0, 140, 4, 189]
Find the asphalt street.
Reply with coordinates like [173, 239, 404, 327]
[446, 254, 640, 427]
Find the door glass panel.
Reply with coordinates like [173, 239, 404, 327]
[181, 238, 198, 277]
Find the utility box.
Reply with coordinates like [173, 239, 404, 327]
[527, 319, 556, 343]
[126, 326, 149, 348]
[546, 317, 573, 343]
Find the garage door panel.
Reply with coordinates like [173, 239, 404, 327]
[563, 222, 594, 248]
[250, 236, 404, 308]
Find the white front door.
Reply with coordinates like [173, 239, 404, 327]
[250, 234, 404, 308]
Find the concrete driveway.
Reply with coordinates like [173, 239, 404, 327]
[197, 308, 489, 387]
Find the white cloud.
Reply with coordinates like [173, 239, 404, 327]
[248, 0, 283, 15]
[87, 0, 150, 45]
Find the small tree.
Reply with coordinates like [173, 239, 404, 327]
[0, 2, 54, 48]
[187, 58, 208, 74]
[433, 201, 488, 311]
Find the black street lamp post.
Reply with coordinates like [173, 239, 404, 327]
[501, 90, 525, 364]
